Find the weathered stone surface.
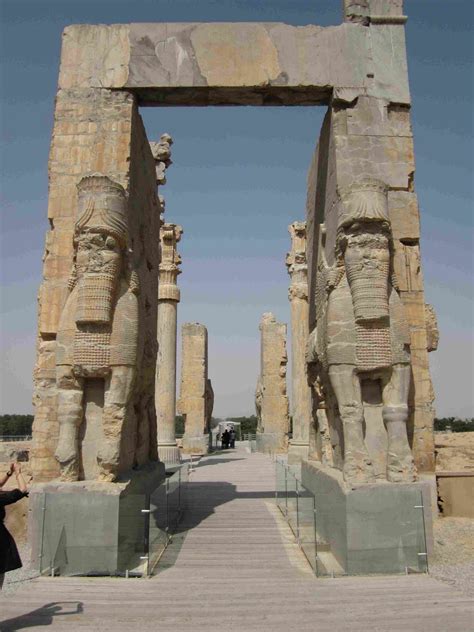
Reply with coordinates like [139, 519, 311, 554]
[59, 25, 130, 89]
[32, 89, 161, 483]
[57, 20, 410, 106]
[256, 313, 289, 453]
[178, 323, 210, 454]
[156, 223, 182, 466]
[306, 83, 435, 478]
[307, 178, 416, 485]
[286, 222, 312, 463]
[425, 304, 439, 353]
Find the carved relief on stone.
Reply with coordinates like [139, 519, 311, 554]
[286, 221, 309, 301]
[150, 133, 173, 186]
[255, 376, 263, 432]
[54, 174, 140, 482]
[425, 303, 439, 352]
[205, 378, 214, 432]
[307, 178, 416, 485]
[158, 223, 183, 302]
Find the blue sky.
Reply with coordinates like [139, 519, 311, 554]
[0, 0, 472, 418]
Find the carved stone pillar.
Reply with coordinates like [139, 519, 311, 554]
[178, 323, 210, 454]
[255, 313, 289, 454]
[286, 222, 313, 464]
[156, 223, 183, 465]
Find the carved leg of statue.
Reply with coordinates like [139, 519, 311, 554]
[307, 414, 319, 461]
[329, 364, 375, 484]
[317, 408, 334, 466]
[97, 366, 135, 482]
[381, 364, 416, 483]
[55, 366, 84, 481]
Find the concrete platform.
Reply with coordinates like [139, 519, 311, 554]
[1, 445, 472, 631]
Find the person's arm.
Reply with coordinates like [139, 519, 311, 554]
[12, 462, 27, 493]
[0, 464, 13, 488]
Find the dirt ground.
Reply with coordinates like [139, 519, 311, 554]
[435, 432, 474, 472]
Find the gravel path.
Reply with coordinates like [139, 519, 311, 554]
[2, 541, 39, 596]
[430, 517, 474, 596]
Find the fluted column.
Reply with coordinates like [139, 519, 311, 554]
[286, 221, 312, 464]
[156, 223, 183, 466]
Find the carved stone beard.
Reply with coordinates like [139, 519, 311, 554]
[75, 235, 122, 326]
[76, 267, 120, 325]
[343, 229, 390, 324]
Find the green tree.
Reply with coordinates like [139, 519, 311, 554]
[227, 415, 258, 435]
[0, 414, 34, 437]
[434, 417, 474, 432]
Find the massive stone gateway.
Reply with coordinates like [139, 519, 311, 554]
[31, 1, 436, 488]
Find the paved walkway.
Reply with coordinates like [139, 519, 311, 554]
[1, 446, 472, 631]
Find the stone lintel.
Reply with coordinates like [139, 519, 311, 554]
[58, 21, 410, 106]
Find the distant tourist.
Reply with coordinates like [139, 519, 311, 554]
[229, 428, 236, 449]
[0, 462, 28, 590]
[222, 429, 230, 449]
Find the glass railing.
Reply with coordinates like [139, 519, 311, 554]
[274, 458, 428, 577]
[37, 463, 189, 578]
[243, 433, 257, 452]
[275, 458, 317, 573]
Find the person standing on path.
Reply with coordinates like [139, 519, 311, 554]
[0, 462, 28, 590]
[222, 429, 229, 449]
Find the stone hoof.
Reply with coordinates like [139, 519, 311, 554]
[97, 469, 117, 483]
[386, 451, 417, 483]
[96, 445, 119, 482]
[343, 452, 376, 486]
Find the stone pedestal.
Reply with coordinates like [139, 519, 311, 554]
[256, 313, 289, 454]
[178, 323, 210, 455]
[301, 460, 434, 576]
[156, 223, 182, 467]
[29, 463, 165, 577]
[286, 222, 312, 464]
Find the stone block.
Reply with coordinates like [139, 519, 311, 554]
[29, 463, 165, 576]
[388, 191, 420, 241]
[346, 96, 412, 138]
[437, 473, 474, 518]
[334, 133, 414, 190]
[59, 25, 130, 89]
[302, 460, 433, 575]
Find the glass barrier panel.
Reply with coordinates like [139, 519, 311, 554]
[298, 485, 317, 573]
[286, 470, 298, 538]
[275, 459, 287, 516]
[149, 480, 169, 572]
[166, 468, 181, 533]
[39, 492, 148, 577]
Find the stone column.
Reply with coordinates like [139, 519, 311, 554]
[286, 222, 313, 464]
[256, 313, 289, 454]
[178, 323, 210, 454]
[156, 223, 183, 466]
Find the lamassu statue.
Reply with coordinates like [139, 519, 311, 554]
[54, 175, 140, 482]
[307, 178, 416, 485]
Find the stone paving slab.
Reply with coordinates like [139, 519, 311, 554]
[1, 446, 472, 631]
